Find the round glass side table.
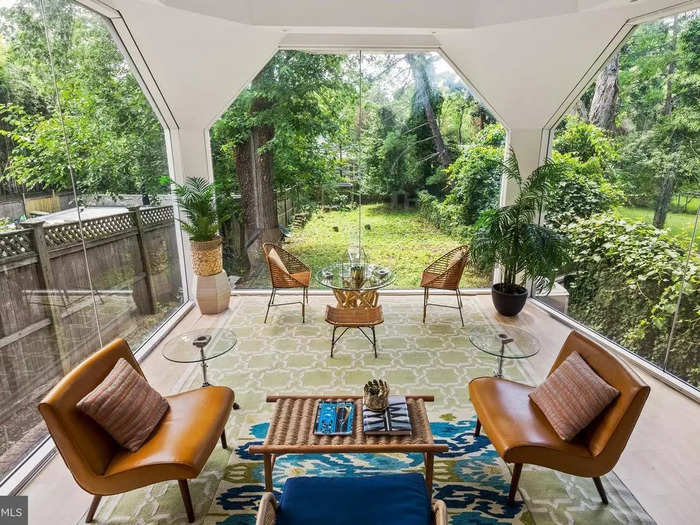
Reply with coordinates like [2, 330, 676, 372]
[469, 325, 540, 378]
[163, 328, 239, 408]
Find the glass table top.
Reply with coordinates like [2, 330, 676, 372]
[162, 328, 238, 363]
[316, 262, 395, 291]
[469, 325, 541, 359]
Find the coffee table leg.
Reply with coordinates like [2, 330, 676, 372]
[424, 452, 434, 493]
[264, 453, 273, 491]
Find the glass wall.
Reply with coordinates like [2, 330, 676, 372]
[0, 0, 184, 483]
[209, 51, 501, 290]
[534, 9, 700, 389]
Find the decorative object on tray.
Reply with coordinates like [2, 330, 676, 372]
[313, 400, 355, 435]
[363, 395, 412, 436]
[363, 378, 390, 411]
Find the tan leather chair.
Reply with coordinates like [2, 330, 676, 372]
[262, 243, 310, 323]
[38, 338, 234, 523]
[469, 331, 649, 505]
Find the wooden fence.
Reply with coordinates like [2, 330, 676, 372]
[0, 206, 181, 473]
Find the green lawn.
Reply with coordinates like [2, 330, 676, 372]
[244, 204, 489, 289]
[615, 206, 698, 249]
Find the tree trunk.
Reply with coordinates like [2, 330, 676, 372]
[653, 170, 675, 229]
[234, 95, 279, 244]
[653, 16, 679, 229]
[251, 97, 279, 243]
[405, 55, 451, 167]
[588, 51, 619, 131]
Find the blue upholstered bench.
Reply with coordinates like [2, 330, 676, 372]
[255, 473, 447, 525]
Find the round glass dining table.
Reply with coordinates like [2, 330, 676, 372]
[316, 262, 395, 307]
[469, 325, 540, 378]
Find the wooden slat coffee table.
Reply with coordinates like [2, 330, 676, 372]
[249, 394, 448, 492]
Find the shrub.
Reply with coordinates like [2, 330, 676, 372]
[545, 151, 625, 229]
[445, 143, 503, 225]
[562, 213, 699, 386]
[417, 190, 472, 239]
[554, 115, 618, 166]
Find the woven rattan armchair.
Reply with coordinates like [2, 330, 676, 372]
[325, 305, 383, 358]
[255, 491, 448, 525]
[421, 245, 469, 326]
[263, 243, 310, 323]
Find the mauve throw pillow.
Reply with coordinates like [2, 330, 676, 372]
[529, 352, 619, 441]
[77, 358, 169, 451]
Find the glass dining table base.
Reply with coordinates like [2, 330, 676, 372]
[333, 289, 379, 308]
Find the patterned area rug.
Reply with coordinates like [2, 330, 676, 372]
[93, 294, 654, 525]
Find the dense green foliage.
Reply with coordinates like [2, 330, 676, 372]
[563, 214, 699, 384]
[0, 1, 168, 200]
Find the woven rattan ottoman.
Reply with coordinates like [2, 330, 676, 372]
[249, 394, 448, 492]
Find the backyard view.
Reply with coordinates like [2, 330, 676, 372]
[212, 10, 698, 389]
[0, 0, 697, 493]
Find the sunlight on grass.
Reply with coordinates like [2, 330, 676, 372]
[615, 206, 698, 249]
[248, 204, 490, 289]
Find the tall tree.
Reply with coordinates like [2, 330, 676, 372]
[653, 15, 679, 229]
[211, 51, 352, 242]
[588, 51, 620, 131]
[405, 54, 451, 168]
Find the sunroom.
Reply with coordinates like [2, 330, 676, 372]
[0, 1, 698, 524]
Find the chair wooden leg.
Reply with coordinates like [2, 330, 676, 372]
[302, 295, 305, 323]
[330, 326, 337, 358]
[456, 288, 464, 327]
[474, 418, 481, 437]
[508, 463, 523, 504]
[85, 495, 101, 523]
[593, 476, 608, 504]
[220, 429, 228, 449]
[178, 479, 195, 523]
[264, 288, 276, 323]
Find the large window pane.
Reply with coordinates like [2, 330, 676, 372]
[0, 0, 184, 483]
[534, 9, 700, 389]
[0, 0, 100, 479]
[210, 51, 499, 289]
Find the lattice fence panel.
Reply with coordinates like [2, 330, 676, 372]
[45, 212, 136, 249]
[142, 206, 174, 226]
[0, 230, 35, 259]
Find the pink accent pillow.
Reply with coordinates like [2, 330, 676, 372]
[77, 358, 169, 451]
[529, 352, 619, 441]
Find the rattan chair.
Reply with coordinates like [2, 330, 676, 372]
[325, 305, 383, 358]
[263, 243, 310, 323]
[421, 245, 469, 326]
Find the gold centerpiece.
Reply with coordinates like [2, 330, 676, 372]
[363, 378, 389, 411]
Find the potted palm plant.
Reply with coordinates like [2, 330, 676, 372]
[174, 177, 231, 313]
[470, 152, 569, 316]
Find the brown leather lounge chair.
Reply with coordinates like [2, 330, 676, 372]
[469, 331, 649, 505]
[38, 338, 234, 523]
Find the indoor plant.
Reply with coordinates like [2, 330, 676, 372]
[174, 177, 232, 314]
[174, 177, 229, 277]
[470, 151, 570, 316]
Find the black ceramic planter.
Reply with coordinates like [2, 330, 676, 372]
[491, 283, 528, 316]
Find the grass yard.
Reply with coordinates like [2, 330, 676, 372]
[243, 204, 490, 289]
[615, 206, 698, 249]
